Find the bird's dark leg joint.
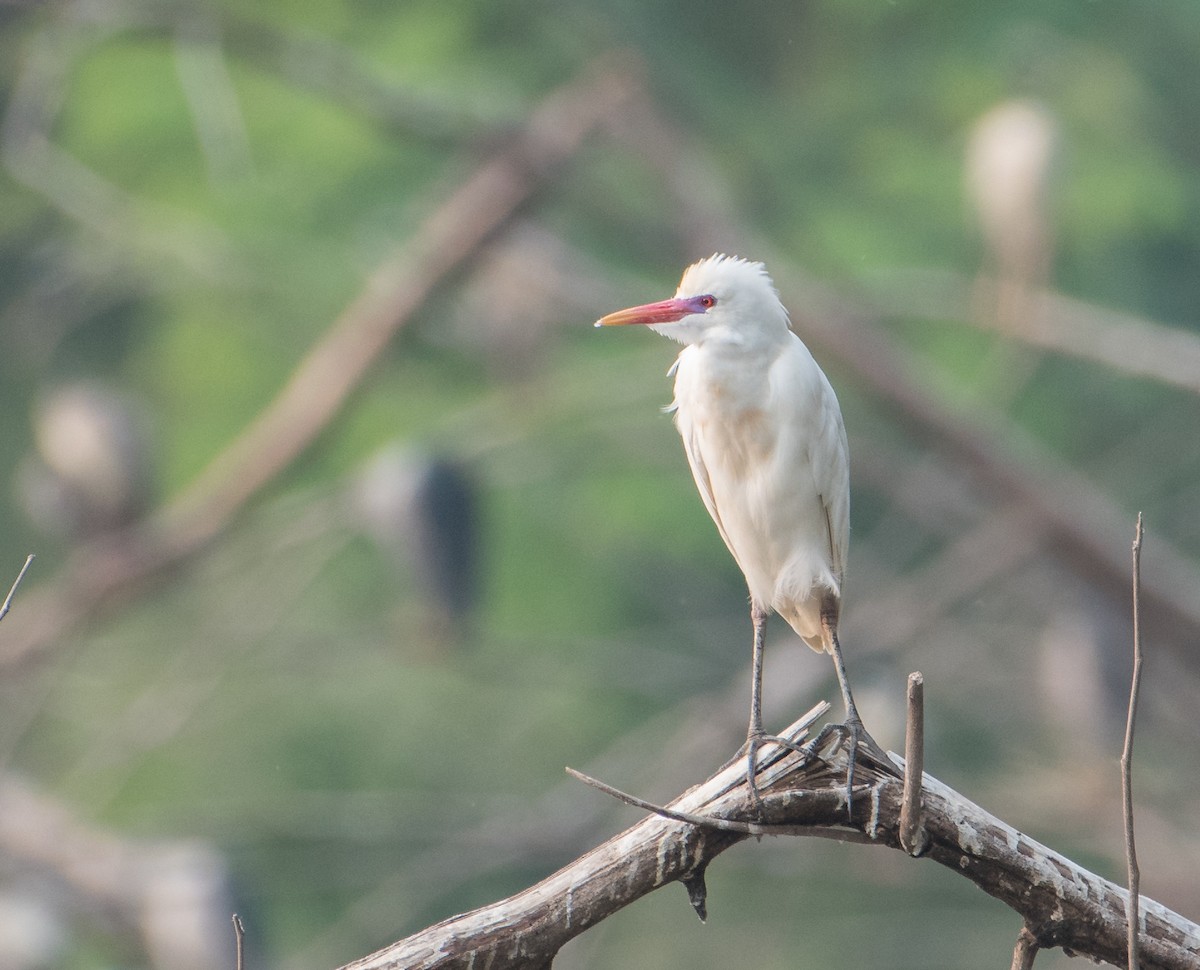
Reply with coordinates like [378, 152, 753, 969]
[801, 721, 847, 762]
[899, 671, 929, 856]
[743, 731, 815, 815]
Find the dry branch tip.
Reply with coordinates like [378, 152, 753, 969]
[0, 554, 35, 623]
[1010, 925, 1040, 970]
[1122, 513, 1145, 970]
[899, 670, 928, 856]
[232, 913, 245, 970]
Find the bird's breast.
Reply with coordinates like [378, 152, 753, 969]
[666, 335, 847, 639]
[696, 404, 775, 480]
[673, 350, 778, 478]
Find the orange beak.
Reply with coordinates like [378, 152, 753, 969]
[595, 297, 698, 327]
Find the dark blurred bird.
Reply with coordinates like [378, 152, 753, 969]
[597, 255, 894, 803]
[354, 446, 481, 647]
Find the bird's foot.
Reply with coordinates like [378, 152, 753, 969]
[740, 731, 813, 814]
[803, 716, 898, 820]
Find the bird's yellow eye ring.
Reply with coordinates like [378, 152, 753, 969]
[698, 295, 717, 309]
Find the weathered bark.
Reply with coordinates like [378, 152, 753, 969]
[338, 705, 1200, 970]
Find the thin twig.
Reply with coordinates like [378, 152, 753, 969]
[899, 670, 927, 855]
[566, 767, 771, 833]
[1010, 925, 1040, 970]
[565, 766, 865, 836]
[564, 704, 835, 835]
[232, 913, 245, 970]
[0, 555, 35, 623]
[1123, 513, 1145, 970]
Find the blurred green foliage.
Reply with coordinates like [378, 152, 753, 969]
[1, 1, 1198, 968]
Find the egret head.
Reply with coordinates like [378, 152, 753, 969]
[595, 254, 788, 346]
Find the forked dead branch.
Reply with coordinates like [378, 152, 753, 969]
[339, 689, 1199, 970]
[337, 519, 1195, 970]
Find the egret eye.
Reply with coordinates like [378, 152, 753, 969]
[698, 295, 717, 309]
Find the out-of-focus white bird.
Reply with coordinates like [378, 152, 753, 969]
[596, 254, 891, 802]
[15, 382, 154, 539]
[965, 99, 1058, 334]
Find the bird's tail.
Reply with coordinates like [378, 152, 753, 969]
[777, 599, 835, 655]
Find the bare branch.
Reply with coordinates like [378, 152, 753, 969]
[869, 267, 1200, 399]
[899, 671, 927, 855]
[1124, 513, 1146, 970]
[155, 52, 640, 553]
[337, 703, 1200, 970]
[1011, 925, 1040, 970]
[564, 702, 861, 840]
[0, 776, 233, 970]
[566, 766, 779, 835]
[232, 914, 245, 970]
[0, 554, 34, 623]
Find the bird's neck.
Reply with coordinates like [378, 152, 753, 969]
[689, 324, 790, 363]
[672, 329, 786, 413]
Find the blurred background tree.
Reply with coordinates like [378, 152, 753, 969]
[0, 1, 1198, 968]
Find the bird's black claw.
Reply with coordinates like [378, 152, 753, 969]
[742, 731, 813, 816]
[802, 716, 896, 821]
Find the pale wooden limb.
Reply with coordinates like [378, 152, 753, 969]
[281, 657, 831, 970]
[338, 703, 1200, 970]
[232, 914, 246, 970]
[0, 554, 34, 623]
[0, 776, 232, 970]
[1123, 514, 1145, 970]
[156, 53, 639, 552]
[1010, 925, 1040, 970]
[867, 267, 1200, 399]
[899, 670, 927, 856]
[336, 705, 830, 970]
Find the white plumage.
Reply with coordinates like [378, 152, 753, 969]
[598, 254, 887, 801]
[662, 256, 848, 651]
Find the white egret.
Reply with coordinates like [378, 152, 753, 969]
[596, 254, 892, 804]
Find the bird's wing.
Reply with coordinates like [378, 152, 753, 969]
[810, 369, 850, 585]
[679, 416, 739, 560]
[767, 336, 850, 589]
[666, 354, 739, 561]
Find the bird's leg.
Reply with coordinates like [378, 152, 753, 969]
[747, 603, 768, 739]
[828, 619, 895, 768]
[743, 603, 769, 807]
[806, 610, 898, 819]
[742, 604, 810, 812]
